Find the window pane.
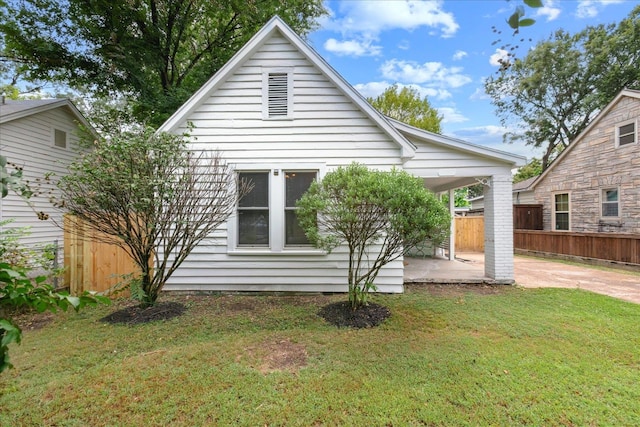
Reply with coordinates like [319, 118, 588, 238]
[602, 203, 619, 217]
[239, 172, 269, 207]
[285, 211, 309, 245]
[555, 194, 568, 211]
[604, 189, 618, 202]
[619, 133, 635, 146]
[238, 211, 269, 245]
[619, 123, 635, 135]
[285, 172, 316, 206]
[555, 213, 569, 230]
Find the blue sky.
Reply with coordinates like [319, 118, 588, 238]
[307, 0, 638, 162]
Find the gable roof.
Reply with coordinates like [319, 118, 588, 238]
[531, 88, 640, 190]
[158, 15, 417, 160]
[0, 98, 96, 140]
[389, 118, 525, 166]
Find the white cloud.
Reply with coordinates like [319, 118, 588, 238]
[489, 48, 510, 67]
[452, 50, 467, 61]
[438, 107, 468, 124]
[470, 87, 490, 101]
[322, 0, 459, 39]
[398, 40, 411, 50]
[576, 0, 624, 18]
[537, 0, 562, 21]
[323, 38, 382, 57]
[380, 59, 472, 88]
[354, 81, 451, 101]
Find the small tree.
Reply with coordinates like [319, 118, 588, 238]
[296, 163, 450, 309]
[57, 127, 250, 307]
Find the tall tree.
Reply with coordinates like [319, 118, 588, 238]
[485, 6, 640, 170]
[0, 0, 326, 126]
[368, 84, 443, 134]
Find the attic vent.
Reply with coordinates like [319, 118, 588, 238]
[268, 73, 289, 117]
[54, 129, 67, 148]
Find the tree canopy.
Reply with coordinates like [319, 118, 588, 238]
[485, 5, 640, 170]
[0, 0, 327, 126]
[296, 163, 450, 309]
[368, 84, 443, 134]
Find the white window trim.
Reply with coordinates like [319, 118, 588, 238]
[600, 187, 621, 220]
[615, 118, 637, 148]
[228, 162, 326, 255]
[52, 128, 68, 149]
[551, 191, 571, 232]
[262, 67, 294, 120]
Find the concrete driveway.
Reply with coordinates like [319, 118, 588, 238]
[460, 253, 640, 304]
[404, 253, 640, 304]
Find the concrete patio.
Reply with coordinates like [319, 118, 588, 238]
[403, 252, 640, 304]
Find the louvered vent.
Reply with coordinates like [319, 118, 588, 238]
[268, 73, 288, 117]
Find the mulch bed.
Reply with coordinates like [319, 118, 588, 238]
[100, 301, 186, 325]
[318, 301, 391, 328]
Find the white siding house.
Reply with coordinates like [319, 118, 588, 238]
[158, 16, 525, 293]
[0, 99, 91, 252]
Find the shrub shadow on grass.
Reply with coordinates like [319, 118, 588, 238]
[318, 301, 391, 328]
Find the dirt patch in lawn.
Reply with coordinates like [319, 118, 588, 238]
[100, 301, 186, 325]
[242, 338, 308, 374]
[8, 309, 55, 331]
[318, 301, 391, 328]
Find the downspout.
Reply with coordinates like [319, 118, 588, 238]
[448, 188, 455, 261]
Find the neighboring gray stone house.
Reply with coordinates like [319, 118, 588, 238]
[529, 89, 640, 233]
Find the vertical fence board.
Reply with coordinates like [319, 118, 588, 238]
[64, 215, 138, 296]
[514, 230, 640, 265]
[455, 216, 484, 252]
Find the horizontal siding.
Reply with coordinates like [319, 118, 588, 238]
[165, 33, 405, 292]
[0, 107, 84, 251]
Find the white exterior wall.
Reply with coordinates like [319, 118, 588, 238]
[483, 174, 514, 282]
[0, 107, 82, 251]
[164, 33, 405, 293]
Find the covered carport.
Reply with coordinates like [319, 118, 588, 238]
[391, 119, 526, 283]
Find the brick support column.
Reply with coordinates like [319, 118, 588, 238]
[483, 174, 515, 283]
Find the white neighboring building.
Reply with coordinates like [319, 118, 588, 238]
[158, 16, 525, 293]
[0, 98, 91, 252]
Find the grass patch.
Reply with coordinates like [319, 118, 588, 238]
[1, 286, 639, 426]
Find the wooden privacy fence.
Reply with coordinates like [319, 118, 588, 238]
[455, 216, 484, 252]
[514, 230, 640, 265]
[64, 216, 142, 296]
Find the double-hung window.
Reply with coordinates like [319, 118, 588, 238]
[233, 167, 319, 252]
[553, 193, 570, 231]
[616, 120, 636, 147]
[601, 188, 620, 218]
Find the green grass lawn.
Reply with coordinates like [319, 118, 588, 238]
[1, 285, 639, 426]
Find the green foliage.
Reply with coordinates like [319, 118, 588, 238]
[0, 154, 109, 372]
[486, 6, 640, 170]
[367, 84, 442, 134]
[507, 1, 543, 34]
[0, 0, 327, 127]
[440, 188, 470, 208]
[57, 127, 248, 307]
[296, 163, 450, 309]
[0, 263, 109, 372]
[513, 158, 542, 183]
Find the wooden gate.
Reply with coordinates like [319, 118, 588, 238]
[455, 216, 484, 252]
[64, 216, 141, 296]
